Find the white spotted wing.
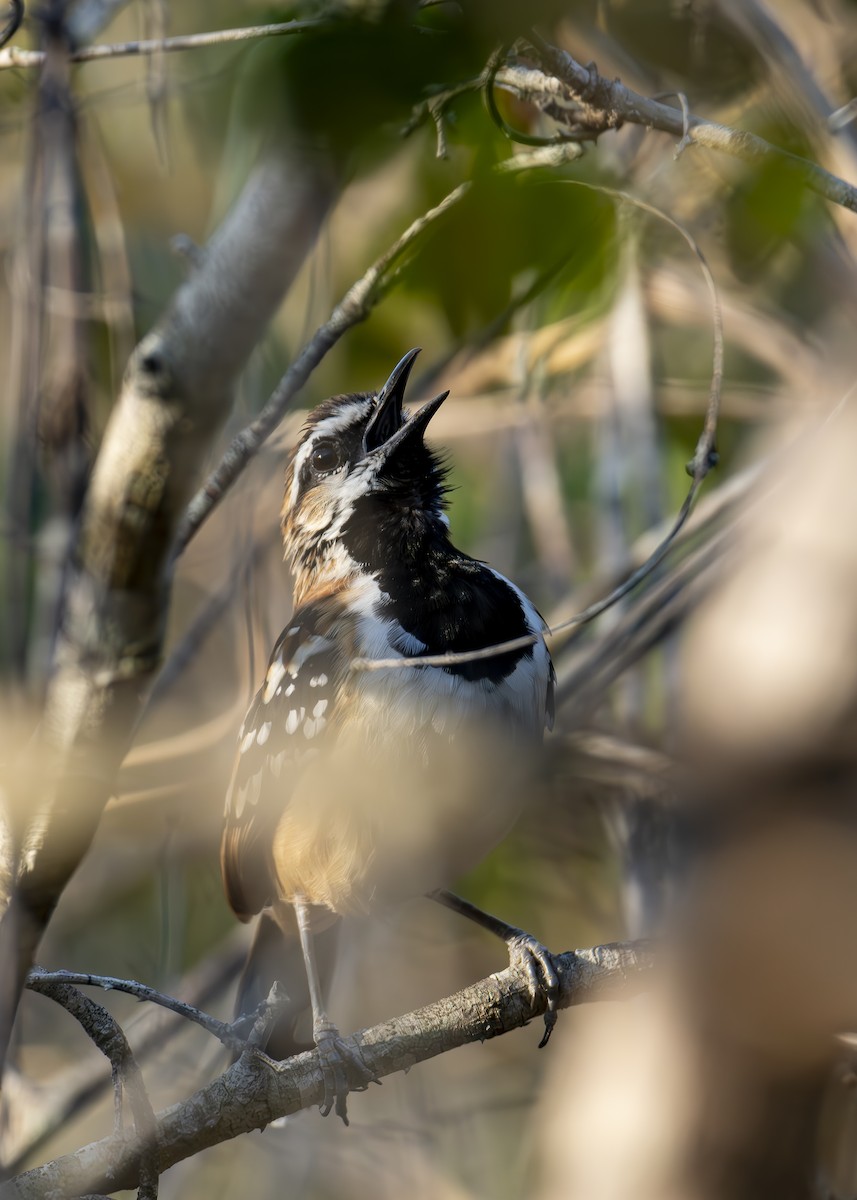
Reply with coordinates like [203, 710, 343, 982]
[221, 617, 338, 920]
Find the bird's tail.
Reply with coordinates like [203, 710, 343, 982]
[234, 911, 340, 1061]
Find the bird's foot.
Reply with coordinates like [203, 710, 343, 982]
[506, 931, 560, 1048]
[314, 1021, 380, 1125]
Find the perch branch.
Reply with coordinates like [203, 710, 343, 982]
[1, 940, 654, 1200]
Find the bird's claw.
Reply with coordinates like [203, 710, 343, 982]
[314, 1023, 380, 1125]
[506, 932, 560, 1048]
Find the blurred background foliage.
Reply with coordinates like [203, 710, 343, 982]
[2, 0, 857, 1197]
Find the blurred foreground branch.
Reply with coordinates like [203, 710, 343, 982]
[1, 940, 653, 1200]
[0, 135, 338, 1073]
[539, 406, 857, 1200]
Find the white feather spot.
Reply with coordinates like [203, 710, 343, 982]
[312, 699, 327, 718]
[256, 722, 271, 746]
[286, 636, 327, 672]
[303, 719, 318, 738]
[263, 661, 286, 703]
[233, 773, 262, 817]
[240, 730, 256, 754]
[285, 683, 295, 697]
[285, 710, 300, 735]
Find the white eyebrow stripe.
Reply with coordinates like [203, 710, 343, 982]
[288, 400, 373, 510]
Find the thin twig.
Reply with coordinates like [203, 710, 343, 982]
[27, 967, 245, 1053]
[240, 981, 291, 1051]
[0, 18, 325, 70]
[554, 375, 857, 715]
[402, 77, 481, 140]
[556, 526, 732, 719]
[175, 142, 584, 554]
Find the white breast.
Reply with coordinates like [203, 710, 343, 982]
[345, 575, 552, 747]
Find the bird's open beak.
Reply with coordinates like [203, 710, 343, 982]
[364, 347, 421, 453]
[364, 347, 448, 460]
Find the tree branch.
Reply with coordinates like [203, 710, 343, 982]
[527, 33, 857, 214]
[0, 19, 325, 71]
[1, 940, 653, 1200]
[25, 977, 159, 1200]
[2, 938, 245, 1174]
[0, 140, 338, 1074]
[26, 968, 245, 1053]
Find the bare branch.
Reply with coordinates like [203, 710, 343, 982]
[26, 968, 245, 1053]
[2, 937, 244, 1174]
[25, 977, 159, 1200]
[527, 32, 857, 214]
[0, 19, 326, 71]
[1, 940, 654, 1200]
[403, 41, 857, 216]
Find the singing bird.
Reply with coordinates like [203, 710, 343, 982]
[221, 349, 557, 1121]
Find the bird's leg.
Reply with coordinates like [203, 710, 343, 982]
[293, 895, 377, 1124]
[430, 889, 560, 1047]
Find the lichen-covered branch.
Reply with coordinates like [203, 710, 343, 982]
[25, 977, 159, 1200]
[0, 940, 654, 1200]
[528, 34, 857, 213]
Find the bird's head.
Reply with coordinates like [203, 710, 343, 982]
[282, 348, 450, 603]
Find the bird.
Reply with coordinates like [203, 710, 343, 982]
[221, 348, 557, 1123]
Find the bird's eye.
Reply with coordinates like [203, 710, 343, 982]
[310, 441, 342, 475]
